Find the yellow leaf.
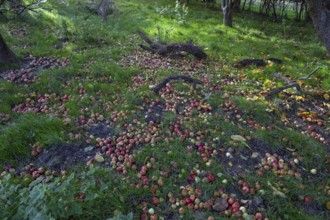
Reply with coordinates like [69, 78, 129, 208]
[297, 80, 304, 86]
[281, 113, 287, 121]
[94, 152, 104, 163]
[267, 62, 274, 67]
[324, 93, 329, 101]
[231, 135, 246, 142]
[295, 96, 304, 101]
[264, 79, 273, 87]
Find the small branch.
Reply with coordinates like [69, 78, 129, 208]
[152, 75, 203, 94]
[266, 83, 300, 97]
[298, 67, 320, 80]
[266, 67, 320, 97]
[271, 73, 291, 84]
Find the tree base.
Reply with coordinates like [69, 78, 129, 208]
[0, 34, 19, 64]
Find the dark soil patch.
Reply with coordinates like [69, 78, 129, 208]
[248, 196, 266, 214]
[295, 200, 329, 218]
[275, 93, 330, 145]
[216, 138, 274, 177]
[31, 142, 94, 170]
[86, 122, 115, 138]
[144, 100, 166, 124]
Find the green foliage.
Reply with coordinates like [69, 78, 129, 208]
[107, 212, 133, 220]
[155, 0, 188, 24]
[0, 0, 329, 219]
[0, 166, 135, 219]
[0, 173, 81, 219]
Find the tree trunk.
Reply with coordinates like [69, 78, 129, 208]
[306, 0, 330, 55]
[222, 0, 233, 27]
[0, 33, 18, 64]
[233, 0, 241, 11]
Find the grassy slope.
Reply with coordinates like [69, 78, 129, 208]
[0, 0, 329, 219]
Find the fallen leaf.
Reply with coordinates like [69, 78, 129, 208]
[295, 96, 304, 101]
[94, 152, 105, 163]
[84, 146, 94, 152]
[251, 152, 259, 158]
[231, 135, 252, 151]
[231, 135, 246, 142]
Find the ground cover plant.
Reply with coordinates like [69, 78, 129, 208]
[0, 0, 329, 219]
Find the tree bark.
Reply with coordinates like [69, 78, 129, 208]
[222, 0, 233, 27]
[305, 0, 330, 55]
[0, 33, 18, 64]
[233, 0, 241, 11]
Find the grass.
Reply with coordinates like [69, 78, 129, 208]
[0, 113, 64, 163]
[0, 0, 329, 219]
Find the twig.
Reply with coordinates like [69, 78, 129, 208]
[272, 73, 291, 84]
[266, 67, 320, 97]
[298, 67, 320, 80]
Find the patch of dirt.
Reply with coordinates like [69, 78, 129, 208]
[295, 200, 329, 218]
[24, 142, 94, 171]
[277, 93, 330, 145]
[216, 138, 274, 177]
[86, 122, 115, 138]
[144, 100, 166, 124]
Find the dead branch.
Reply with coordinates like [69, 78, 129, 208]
[266, 67, 320, 97]
[266, 83, 302, 97]
[137, 31, 207, 60]
[298, 67, 320, 80]
[272, 73, 292, 84]
[152, 75, 203, 94]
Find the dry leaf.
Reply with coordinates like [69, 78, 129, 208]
[231, 135, 247, 142]
[94, 152, 105, 163]
[251, 152, 259, 158]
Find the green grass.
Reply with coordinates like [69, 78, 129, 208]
[0, 0, 329, 219]
[0, 113, 65, 164]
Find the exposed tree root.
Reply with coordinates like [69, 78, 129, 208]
[152, 75, 203, 94]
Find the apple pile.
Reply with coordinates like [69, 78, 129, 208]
[0, 56, 69, 83]
[165, 186, 268, 219]
[120, 50, 207, 76]
[238, 180, 263, 195]
[256, 152, 302, 177]
[13, 93, 70, 116]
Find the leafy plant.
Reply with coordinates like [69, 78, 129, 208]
[174, 0, 188, 24]
[155, 0, 188, 24]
